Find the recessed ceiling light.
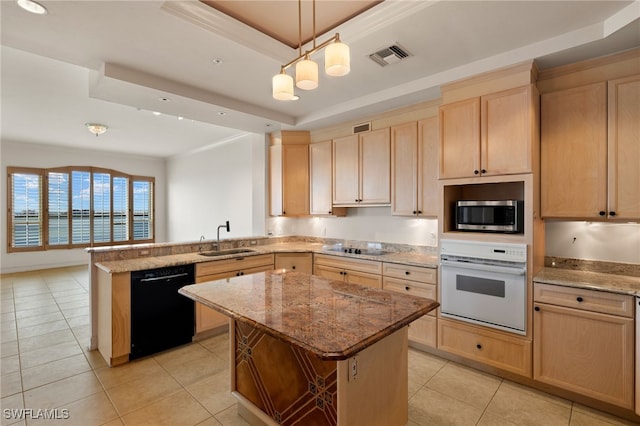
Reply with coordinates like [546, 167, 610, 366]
[159, 97, 170, 102]
[152, 111, 161, 116]
[16, 0, 48, 15]
[217, 111, 226, 116]
[212, 58, 223, 65]
[177, 116, 184, 121]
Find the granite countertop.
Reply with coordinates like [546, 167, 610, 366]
[178, 270, 439, 360]
[94, 242, 439, 274]
[534, 267, 640, 297]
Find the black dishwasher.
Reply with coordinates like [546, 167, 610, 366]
[130, 264, 195, 360]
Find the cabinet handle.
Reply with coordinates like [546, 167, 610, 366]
[534, 306, 540, 311]
[481, 169, 486, 174]
[405, 271, 410, 275]
[328, 211, 332, 214]
[599, 211, 606, 216]
[413, 211, 417, 214]
[576, 296, 583, 302]
[405, 286, 410, 291]
[476, 344, 482, 350]
[418, 210, 422, 214]
[355, 199, 359, 202]
[292, 266, 296, 270]
[474, 170, 479, 175]
[609, 211, 616, 217]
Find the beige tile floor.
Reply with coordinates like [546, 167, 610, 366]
[1, 266, 636, 426]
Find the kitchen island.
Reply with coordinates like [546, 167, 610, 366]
[179, 270, 439, 426]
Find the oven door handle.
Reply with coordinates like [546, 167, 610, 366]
[440, 260, 526, 276]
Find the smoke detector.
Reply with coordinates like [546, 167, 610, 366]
[369, 44, 412, 67]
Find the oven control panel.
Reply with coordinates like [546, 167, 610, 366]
[440, 239, 527, 263]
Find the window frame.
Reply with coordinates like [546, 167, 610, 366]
[7, 167, 45, 252]
[7, 166, 155, 252]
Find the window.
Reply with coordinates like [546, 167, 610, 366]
[9, 168, 43, 250]
[7, 166, 155, 252]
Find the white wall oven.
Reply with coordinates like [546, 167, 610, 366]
[440, 239, 528, 335]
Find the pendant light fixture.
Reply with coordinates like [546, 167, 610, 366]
[271, 0, 350, 100]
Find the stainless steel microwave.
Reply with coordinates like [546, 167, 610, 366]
[455, 200, 524, 233]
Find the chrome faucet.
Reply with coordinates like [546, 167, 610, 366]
[198, 235, 206, 252]
[217, 221, 230, 251]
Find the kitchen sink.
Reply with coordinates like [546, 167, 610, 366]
[199, 248, 256, 257]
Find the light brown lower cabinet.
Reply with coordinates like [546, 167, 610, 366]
[382, 262, 437, 347]
[313, 254, 382, 289]
[437, 318, 532, 377]
[195, 254, 274, 334]
[274, 252, 313, 274]
[533, 283, 634, 409]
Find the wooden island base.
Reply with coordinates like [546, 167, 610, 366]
[230, 320, 409, 426]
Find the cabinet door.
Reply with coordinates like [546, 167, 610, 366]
[274, 252, 313, 274]
[195, 271, 235, 333]
[439, 98, 480, 179]
[541, 82, 607, 218]
[360, 128, 391, 204]
[408, 316, 436, 348]
[391, 122, 418, 216]
[268, 145, 283, 216]
[310, 141, 333, 215]
[333, 135, 360, 205]
[282, 144, 309, 216]
[533, 303, 634, 409]
[481, 85, 536, 176]
[417, 117, 439, 217]
[608, 75, 640, 220]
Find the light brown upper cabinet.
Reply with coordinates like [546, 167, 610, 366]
[333, 128, 390, 206]
[391, 118, 438, 217]
[541, 75, 640, 220]
[439, 85, 538, 179]
[269, 131, 309, 217]
[608, 75, 640, 220]
[309, 141, 346, 216]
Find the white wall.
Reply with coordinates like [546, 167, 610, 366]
[166, 133, 266, 243]
[266, 207, 439, 247]
[545, 221, 640, 264]
[1, 139, 167, 273]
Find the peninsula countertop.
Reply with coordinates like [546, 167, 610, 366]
[94, 241, 439, 274]
[178, 270, 439, 360]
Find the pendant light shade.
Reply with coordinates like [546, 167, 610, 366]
[295, 57, 318, 90]
[325, 40, 350, 76]
[272, 72, 294, 100]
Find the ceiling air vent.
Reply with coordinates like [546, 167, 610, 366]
[369, 44, 412, 67]
[353, 122, 371, 134]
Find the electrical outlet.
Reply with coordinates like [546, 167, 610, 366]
[348, 357, 357, 381]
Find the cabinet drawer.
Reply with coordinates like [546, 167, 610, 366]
[197, 265, 274, 283]
[534, 283, 633, 317]
[313, 253, 382, 275]
[383, 277, 436, 316]
[408, 315, 436, 347]
[438, 318, 532, 377]
[196, 254, 274, 277]
[382, 262, 436, 284]
[274, 253, 313, 274]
